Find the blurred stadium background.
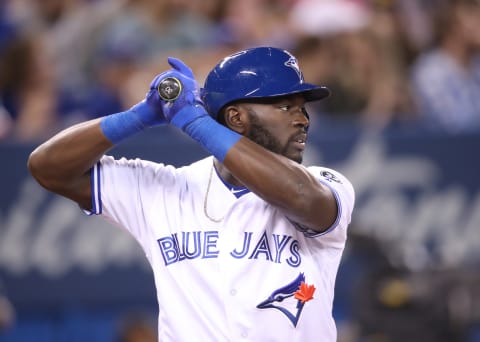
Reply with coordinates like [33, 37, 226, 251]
[1, 0, 480, 341]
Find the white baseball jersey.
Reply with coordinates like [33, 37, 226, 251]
[88, 155, 355, 342]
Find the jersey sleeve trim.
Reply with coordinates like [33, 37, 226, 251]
[289, 178, 342, 238]
[83, 161, 102, 216]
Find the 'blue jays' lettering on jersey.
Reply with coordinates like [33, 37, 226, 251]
[158, 230, 302, 267]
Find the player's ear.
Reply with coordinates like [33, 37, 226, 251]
[223, 105, 247, 134]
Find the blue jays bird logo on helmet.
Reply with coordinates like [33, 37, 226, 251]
[284, 56, 303, 81]
[257, 272, 316, 327]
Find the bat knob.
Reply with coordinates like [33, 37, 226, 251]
[158, 77, 182, 101]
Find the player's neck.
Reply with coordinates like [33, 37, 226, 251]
[213, 158, 243, 187]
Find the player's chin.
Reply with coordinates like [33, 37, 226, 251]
[280, 142, 305, 163]
[285, 149, 304, 164]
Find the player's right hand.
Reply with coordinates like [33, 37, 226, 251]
[127, 74, 174, 127]
[148, 58, 208, 131]
[135, 58, 202, 128]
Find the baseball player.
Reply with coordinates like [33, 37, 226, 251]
[28, 47, 355, 341]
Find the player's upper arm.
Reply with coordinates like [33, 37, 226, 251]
[290, 167, 355, 238]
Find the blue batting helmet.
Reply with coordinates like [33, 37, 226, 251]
[200, 47, 330, 119]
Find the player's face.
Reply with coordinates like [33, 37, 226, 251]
[243, 95, 309, 163]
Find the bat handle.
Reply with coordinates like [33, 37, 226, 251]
[157, 77, 182, 101]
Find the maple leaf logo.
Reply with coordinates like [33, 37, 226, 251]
[294, 282, 316, 304]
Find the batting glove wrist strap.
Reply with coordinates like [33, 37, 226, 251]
[100, 100, 165, 144]
[173, 107, 241, 162]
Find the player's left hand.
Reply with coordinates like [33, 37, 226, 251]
[149, 58, 208, 130]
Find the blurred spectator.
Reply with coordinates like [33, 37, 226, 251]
[290, 0, 415, 131]
[54, 0, 231, 122]
[0, 280, 15, 332]
[358, 0, 417, 129]
[353, 267, 480, 341]
[7, 0, 478, 137]
[0, 2, 16, 139]
[0, 0, 127, 141]
[410, 0, 480, 134]
[393, 0, 437, 63]
[160, 0, 229, 49]
[31, 0, 131, 127]
[116, 313, 157, 342]
[0, 21, 57, 141]
[289, 0, 371, 37]
[221, 0, 292, 49]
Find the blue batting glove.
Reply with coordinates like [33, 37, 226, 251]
[143, 57, 242, 162]
[150, 57, 208, 130]
[99, 73, 169, 144]
[128, 98, 167, 127]
[127, 72, 180, 127]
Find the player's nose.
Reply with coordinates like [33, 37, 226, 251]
[293, 109, 309, 132]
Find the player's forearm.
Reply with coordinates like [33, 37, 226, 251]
[28, 118, 112, 204]
[223, 138, 338, 231]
